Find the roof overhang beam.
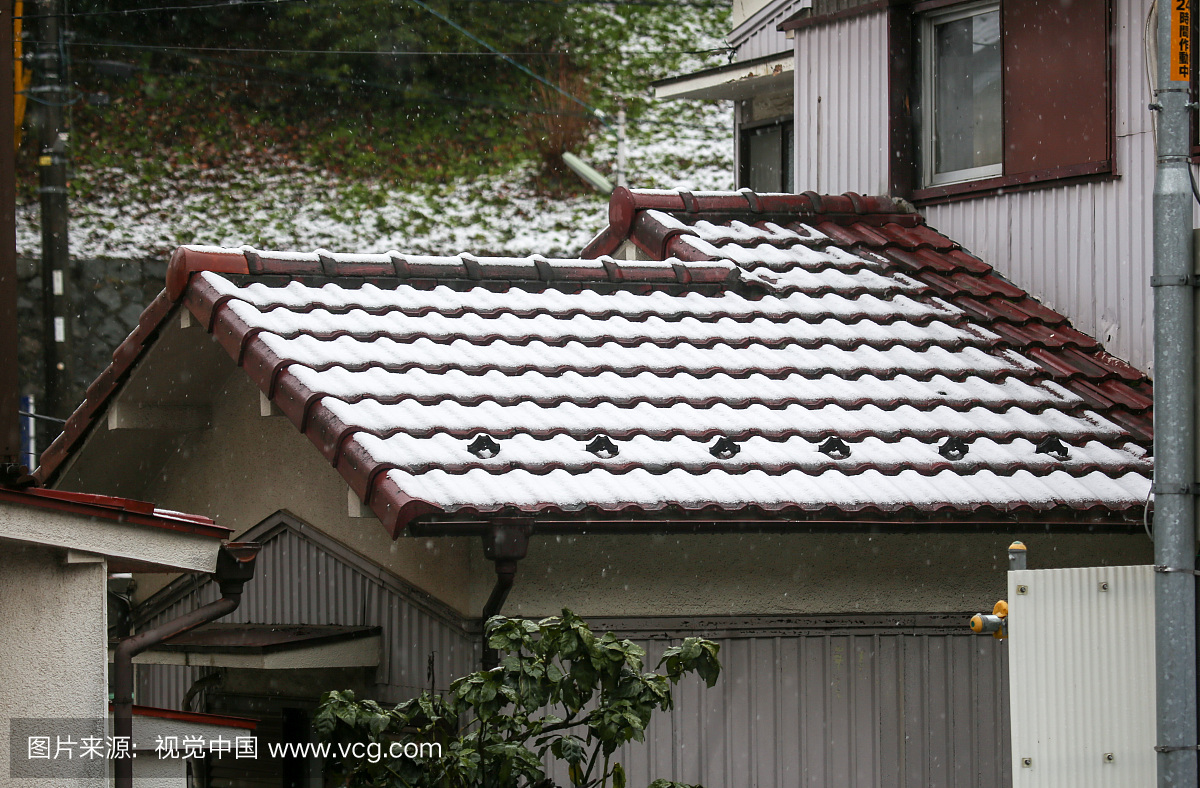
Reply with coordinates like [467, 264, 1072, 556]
[652, 52, 794, 102]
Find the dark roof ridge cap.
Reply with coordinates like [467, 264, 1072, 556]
[618, 187, 919, 219]
[167, 245, 252, 300]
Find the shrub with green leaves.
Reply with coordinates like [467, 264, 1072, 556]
[313, 609, 720, 788]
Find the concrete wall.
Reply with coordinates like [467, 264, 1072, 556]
[470, 531, 1154, 619]
[0, 542, 108, 786]
[17, 255, 167, 432]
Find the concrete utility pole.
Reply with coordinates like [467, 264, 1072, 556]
[1151, 0, 1199, 786]
[0, 0, 20, 475]
[32, 0, 72, 419]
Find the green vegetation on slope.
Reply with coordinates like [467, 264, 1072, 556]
[20, 0, 729, 199]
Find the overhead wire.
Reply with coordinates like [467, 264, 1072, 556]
[401, 0, 605, 122]
[18, 0, 722, 18]
[63, 39, 732, 57]
[61, 35, 730, 130]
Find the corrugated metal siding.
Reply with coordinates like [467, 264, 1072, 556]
[1007, 565, 1155, 787]
[135, 519, 477, 710]
[792, 11, 890, 196]
[134, 519, 1010, 787]
[925, 132, 1154, 374]
[733, 0, 809, 60]
[790, 0, 1156, 371]
[549, 631, 1010, 788]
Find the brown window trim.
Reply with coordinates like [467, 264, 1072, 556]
[911, 0, 967, 12]
[911, 161, 1114, 206]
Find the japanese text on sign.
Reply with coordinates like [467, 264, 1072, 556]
[1173, 0, 1192, 81]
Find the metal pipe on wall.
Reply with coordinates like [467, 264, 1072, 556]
[1152, 1, 1198, 785]
[480, 521, 530, 668]
[111, 543, 260, 788]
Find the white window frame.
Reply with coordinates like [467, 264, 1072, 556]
[920, 1, 1003, 187]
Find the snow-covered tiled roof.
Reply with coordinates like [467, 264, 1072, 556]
[39, 189, 1153, 535]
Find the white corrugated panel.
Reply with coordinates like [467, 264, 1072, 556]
[792, 12, 890, 195]
[1007, 565, 1155, 787]
[733, 0, 808, 60]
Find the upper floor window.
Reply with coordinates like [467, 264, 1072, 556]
[897, 0, 1112, 201]
[921, 3, 1001, 186]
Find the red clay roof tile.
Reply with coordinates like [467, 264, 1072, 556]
[37, 188, 1152, 534]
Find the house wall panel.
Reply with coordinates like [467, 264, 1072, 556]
[792, 11, 890, 196]
[733, 0, 808, 60]
[545, 628, 1010, 788]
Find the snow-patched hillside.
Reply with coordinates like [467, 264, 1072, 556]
[17, 14, 734, 260]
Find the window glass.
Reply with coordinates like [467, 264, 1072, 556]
[926, 5, 1001, 184]
[747, 125, 783, 192]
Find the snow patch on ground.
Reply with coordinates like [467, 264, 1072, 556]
[18, 16, 734, 260]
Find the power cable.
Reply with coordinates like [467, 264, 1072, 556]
[63, 40, 732, 57]
[70, 44, 729, 130]
[18, 0, 722, 18]
[18, 0, 308, 20]
[403, 0, 606, 123]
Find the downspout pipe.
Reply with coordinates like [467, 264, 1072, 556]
[1153, 2, 1199, 785]
[112, 542, 261, 788]
[481, 521, 531, 668]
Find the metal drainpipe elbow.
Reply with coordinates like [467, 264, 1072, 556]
[112, 542, 261, 788]
[481, 522, 531, 668]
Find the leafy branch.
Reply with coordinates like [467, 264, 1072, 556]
[313, 609, 720, 788]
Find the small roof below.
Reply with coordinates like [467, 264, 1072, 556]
[129, 705, 258, 731]
[0, 485, 228, 572]
[120, 624, 382, 670]
[653, 51, 793, 101]
[1, 486, 225, 536]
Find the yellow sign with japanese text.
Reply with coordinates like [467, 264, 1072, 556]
[1173, 0, 1192, 81]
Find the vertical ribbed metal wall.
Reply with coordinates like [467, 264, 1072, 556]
[548, 630, 1010, 788]
[732, 0, 809, 60]
[789, 0, 1157, 371]
[792, 11, 891, 196]
[135, 523, 1011, 787]
[135, 518, 477, 710]
[1007, 565, 1155, 788]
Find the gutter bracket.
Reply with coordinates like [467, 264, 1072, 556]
[1155, 565, 1200, 577]
[1151, 483, 1200, 495]
[1150, 275, 1200, 287]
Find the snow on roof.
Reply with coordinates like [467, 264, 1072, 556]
[38, 189, 1153, 535]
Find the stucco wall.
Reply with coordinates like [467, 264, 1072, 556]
[138, 372, 472, 612]
[470, 531, 1154, 618]
[0, 543, 108, 786]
